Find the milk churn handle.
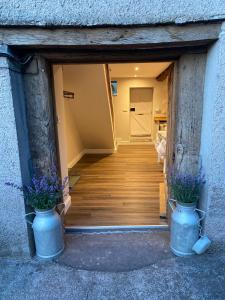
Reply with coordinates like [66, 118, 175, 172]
[169, 199, 177, 211]
[195, 208, 206, 222]
[25, 212, 36, 225]
[56, 203, 65, 216]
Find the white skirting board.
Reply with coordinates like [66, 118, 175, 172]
[85, 148, 116, 154]
[67, 149, 86, 169]
[67, 148, 116, 169]
[116, 139, 130, 145]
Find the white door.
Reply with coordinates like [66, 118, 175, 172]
[52, 65, 71, 213]
[130, 88, 153, 137]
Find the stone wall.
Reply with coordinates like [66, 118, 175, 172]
[0, 1, 225, 255]
[200, 22, 225, 245]
[0, 57, 30, 256]
[0, 0, 224, 27]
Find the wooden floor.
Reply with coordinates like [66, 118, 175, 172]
[65, 144, 166, 226]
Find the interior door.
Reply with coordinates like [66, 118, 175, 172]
[130, 88, 153, 137]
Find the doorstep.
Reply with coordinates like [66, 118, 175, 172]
[65, 224, 169, 234]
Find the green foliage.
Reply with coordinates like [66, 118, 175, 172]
[169, 172, 205, 204]
[24, 191, 61, 210]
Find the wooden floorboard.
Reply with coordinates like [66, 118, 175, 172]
[65, 144, 166, 226]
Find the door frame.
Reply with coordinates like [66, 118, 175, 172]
[52, 65, 71, 213]
[21, 47, 208, 214]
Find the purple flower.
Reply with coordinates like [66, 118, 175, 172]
[168, 168, 205, 204]
[5, 165, 68, 210]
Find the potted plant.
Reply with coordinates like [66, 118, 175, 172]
[6, 167, 68, 259]
[168, 171, 205, 257]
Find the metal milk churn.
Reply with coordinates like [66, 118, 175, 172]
[25, 205, 65, 259]
[169, 199, 205, 257]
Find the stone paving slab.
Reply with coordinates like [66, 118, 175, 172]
[0, 231, 225, 300]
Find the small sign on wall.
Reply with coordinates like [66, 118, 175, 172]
[111, 81, 118, 96]
[63, 90, 75, 100]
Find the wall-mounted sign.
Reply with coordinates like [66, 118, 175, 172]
[111, 80, 118, 96]
[63, 90, 75, 99]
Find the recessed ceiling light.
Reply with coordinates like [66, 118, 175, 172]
[135, 67, 139, 71]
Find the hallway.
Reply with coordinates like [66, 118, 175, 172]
[65, 144, 165, 226]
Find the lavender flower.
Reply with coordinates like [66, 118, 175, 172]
[6, 167, 69, 210]
[168, 169, 205, 204]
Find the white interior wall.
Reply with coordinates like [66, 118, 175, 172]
[161, 77, 169, 114]
[53, 65, 72, 212]
[53, 65, 69, 174]
[53, 65, 84, 170]
[64, 100, 85, 168]
[112, 78, 168, 142]
[62, 64, 115, 167]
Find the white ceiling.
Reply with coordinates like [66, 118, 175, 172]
[109, 62, 171, 78]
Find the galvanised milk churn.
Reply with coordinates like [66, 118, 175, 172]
[169, 199, 205, 257]
[26, 206, 64, 259]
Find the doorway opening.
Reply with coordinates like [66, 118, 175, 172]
[52, 61, 172, 228]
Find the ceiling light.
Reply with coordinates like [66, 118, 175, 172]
[134, 74, 137, 77]
[135, 67, 139, 71]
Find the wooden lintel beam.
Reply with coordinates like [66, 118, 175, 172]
[0, 23, 221, 48]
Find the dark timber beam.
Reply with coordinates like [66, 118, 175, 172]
[23, 56, 58, 175]
[156, 64, 174, 81]
[15, 46, 208, 65]
[0, 23, 221, 48]
[174, 53, 206, 175]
